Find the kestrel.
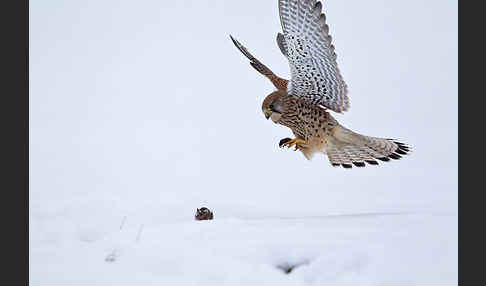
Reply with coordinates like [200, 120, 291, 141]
[230, 0, 411, 168]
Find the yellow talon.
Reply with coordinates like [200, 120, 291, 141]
[279, 138, 307, 149]
[287, 138, 305, 147]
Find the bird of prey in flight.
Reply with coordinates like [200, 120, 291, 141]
[230, 0, 411, 168]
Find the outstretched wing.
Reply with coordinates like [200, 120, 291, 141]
[230, 35, 288, 91]
[279, 0, 349, 113]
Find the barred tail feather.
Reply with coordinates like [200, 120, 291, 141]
[325, 125, 411, 169]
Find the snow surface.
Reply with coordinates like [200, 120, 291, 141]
[30, 0, 457, 285]
[30, 204, 456, 286]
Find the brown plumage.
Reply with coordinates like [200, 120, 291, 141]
[195, 207, 214, 220]
[260, 91, 411, 167]
[231, 0, 411, 168]
[230, 36, 288, 91]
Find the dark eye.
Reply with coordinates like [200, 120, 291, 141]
[269, 104, 274, 109]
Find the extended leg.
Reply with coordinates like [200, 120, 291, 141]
[279, 138, 307, 150]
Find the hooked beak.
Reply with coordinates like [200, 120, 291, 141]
[264, 110, 272, 120]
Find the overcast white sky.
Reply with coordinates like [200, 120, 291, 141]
[30, 0, 457, 219]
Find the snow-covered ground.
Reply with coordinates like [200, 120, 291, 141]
[30, 203, 456, 286]
[30, 0, 457, 285]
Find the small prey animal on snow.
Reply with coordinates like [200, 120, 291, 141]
[195, 207, 214, 221]
[230, 0, 411, 168]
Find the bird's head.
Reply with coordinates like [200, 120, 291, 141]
[262, 90, 286, 122]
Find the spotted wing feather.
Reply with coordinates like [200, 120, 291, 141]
[279, 0, 349, 113]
